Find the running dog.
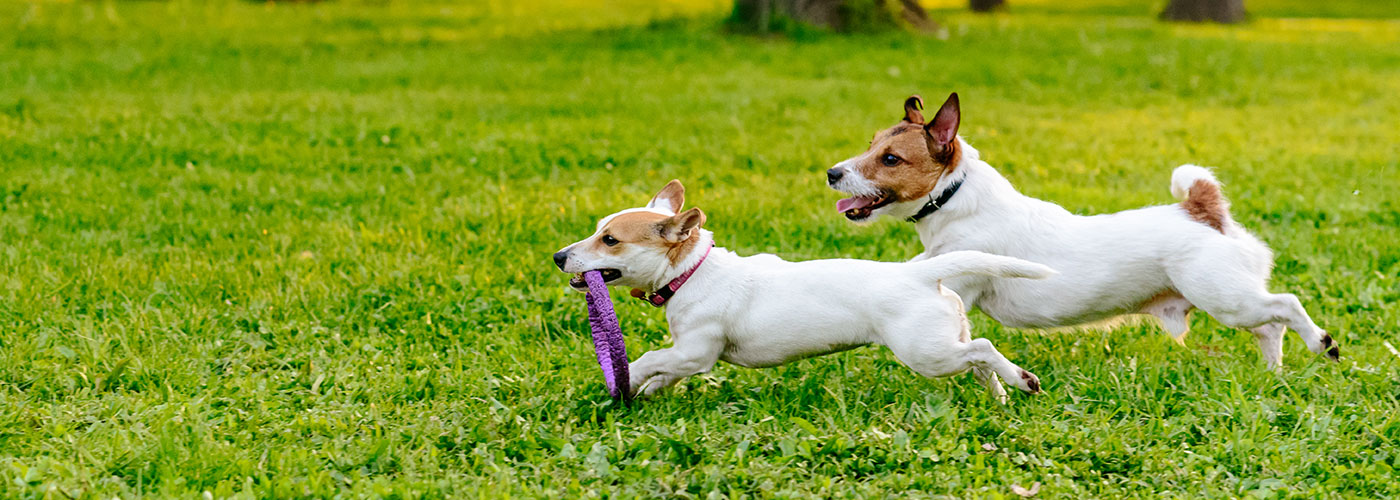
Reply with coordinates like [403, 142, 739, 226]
[554, 180, 1056, 401]
[825, 93, 1338, 369]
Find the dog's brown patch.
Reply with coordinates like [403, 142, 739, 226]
[853, 123, 961, 202]
[593, 209, 705, 265]
[592, 212, 669, 255]
[849, 94, 963, 204]
[659, 208, 706, 265]
[666, 230, 701, 265]
[1181, 179, 1227, 233]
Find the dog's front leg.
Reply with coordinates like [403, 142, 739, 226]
[628, 327, 725, 397]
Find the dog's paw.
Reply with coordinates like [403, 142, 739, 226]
[1019, 370, 1041, 394]
[1322, 334, 1340, 361]
[628, 378, 653, 399]
[632, 377, 672, 399]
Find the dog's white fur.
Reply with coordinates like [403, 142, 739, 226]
[556, 183, 1056, 401]
[830, 137, 1337, 369]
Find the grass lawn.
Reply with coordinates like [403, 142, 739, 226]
[2, 0, 1398, 497]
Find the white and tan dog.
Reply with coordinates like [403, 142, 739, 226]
[554, 180, 1056, 401]
[826, 93, 1339, 369]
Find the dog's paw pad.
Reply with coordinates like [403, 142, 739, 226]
[1020, 370, 1041, 394]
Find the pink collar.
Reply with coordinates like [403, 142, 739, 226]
[638, 241, 713, 307]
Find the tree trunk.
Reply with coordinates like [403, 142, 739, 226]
[731, 0, 935, 33]
[1160, 0, 1246, 23]
[969, 0, 1005, 13]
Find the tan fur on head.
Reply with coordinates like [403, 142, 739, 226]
[851, 93, 963, 202]
[661, 208, 705, 263]
[589, 208, 704, 266]
[590, 211, 669, 256]
[581, 181, 707, 266]
[660, 208, 705, 243]
[648, 180, 705, 263]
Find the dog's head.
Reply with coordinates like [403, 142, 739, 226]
[826, 93, 963, 223]
[553, 180, 707, 291]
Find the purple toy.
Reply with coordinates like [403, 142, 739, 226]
[583, 270, 631, 400]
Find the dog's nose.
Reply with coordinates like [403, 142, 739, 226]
[552, 251, 569, 270]
[827, 167, 845, 185]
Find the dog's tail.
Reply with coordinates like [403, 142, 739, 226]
[1171, 164, 1231, 234]
[914, 251, 1056, 282]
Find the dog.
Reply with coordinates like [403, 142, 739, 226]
[553, 180, 1057, 401]
[825, 93, 1339, 369]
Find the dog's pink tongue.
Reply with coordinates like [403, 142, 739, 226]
[836, 196, 876, 213]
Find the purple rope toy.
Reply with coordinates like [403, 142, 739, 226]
[582, 270, 631, 400]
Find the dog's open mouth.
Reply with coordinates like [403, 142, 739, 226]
[836, 192, 895, 221]
[569, 268, 622, 289]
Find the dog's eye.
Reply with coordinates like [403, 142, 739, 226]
[881, 154, 901, 166]
[601, 235, 619, 246]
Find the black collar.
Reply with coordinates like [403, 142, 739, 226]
[906, 177, 964, 223]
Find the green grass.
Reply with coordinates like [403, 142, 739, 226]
[2, 0, 1398, 497]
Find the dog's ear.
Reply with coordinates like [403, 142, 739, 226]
[902, 95, 924, 124]
[658, 207, 705, 243]
[924, 93, 960, 151]
[646, 179, 685, 214]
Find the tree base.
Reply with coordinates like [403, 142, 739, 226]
[730, 0, 936, 33]
[1160, 0, 1246, 23]
[969, 0, 1005, 13]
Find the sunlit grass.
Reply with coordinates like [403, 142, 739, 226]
[1, 0, 1397, 497]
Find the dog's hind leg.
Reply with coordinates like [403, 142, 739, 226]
[1180, 285, 1338, 366]
[884, 292, 1040, 400]
[1251, 323, 1286, 371]
[887, 331, 1040, 399]
[962, 338, 1041, 394]
[1171, 242, 1338, 367]
[1141, 291, 1194, 344]
[1251, 293, 1336, 360]
[971, 367, 1008, 404]
[955, 296, 1014, 402]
